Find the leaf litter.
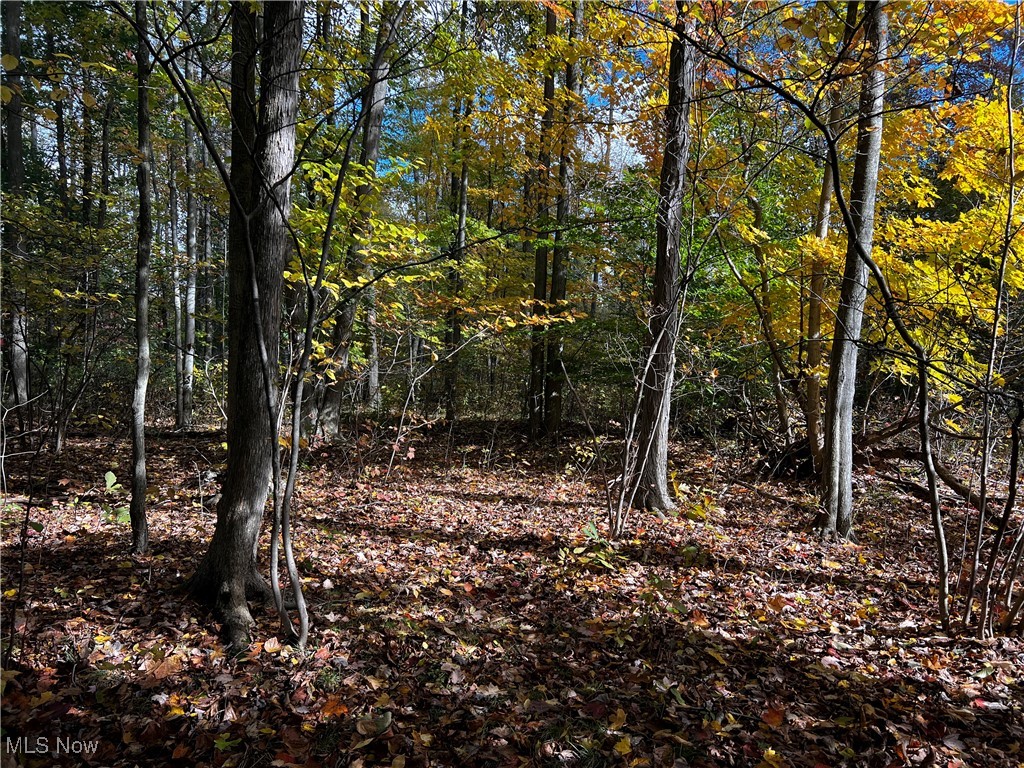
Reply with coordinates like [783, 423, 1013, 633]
[1, 425, 1022, 767]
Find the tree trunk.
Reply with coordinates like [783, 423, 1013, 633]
[445, 0, 472, 424]
[804, 2, 857, 477]
[3, 0, 30, 436]
[631, 4, 694, 512]
[320, 2, 404, 435]
[444, 148, 468, 423]
[528, 6, 558, 440]
[820, 1, 888, 539]
[187, 0, 303, 649]
[46, 30, 70, 215]
[169, 144, 185, 427]
[183, 32, 198, 428]
[544, 0, 583, 439]
[130, 0, 153, 555]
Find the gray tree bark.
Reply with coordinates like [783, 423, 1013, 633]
[804, 2, 858, 477]
[183, 25, 198, 428]
[187, 0, 303, 648]
[820, 1, 888, 539]
[3, 0, 30, 435]
[631, 3, 694, 512]
[130, 0, 153, 555]
[169, 143, 185, 427]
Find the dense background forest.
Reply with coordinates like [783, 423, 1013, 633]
[2, 1, 1023, 766]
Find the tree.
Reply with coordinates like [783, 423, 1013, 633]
[820, 0, 889, 540]
[3, 0, 30, 437]
[319, 2, 406, 435]
[629, 3, 695, 513]
[544, 0, 584, 439]
[186, 0, 303, 648]
[129, 0, 152, 555]
[181, 4, 198, 428]
[527, 5, 558, 441]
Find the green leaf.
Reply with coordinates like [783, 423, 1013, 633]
[213, 737, 241, 751]
[27, 520, 44, 533]
[104, 471, 117, 490]
[1, 53, 18, 71]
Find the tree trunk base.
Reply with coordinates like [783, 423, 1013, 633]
[185, 561, 276, 650]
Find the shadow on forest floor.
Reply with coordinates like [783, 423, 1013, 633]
[2, 430, 1022, 767]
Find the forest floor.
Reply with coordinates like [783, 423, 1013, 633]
[1, 422, 1022, 768]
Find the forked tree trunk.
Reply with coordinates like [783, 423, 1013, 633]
[130, 0, 153, 555]
[631, 3, 694, 512]
[820, 1, 888, 539]
[804, 2, 857, 476]
[187, 0, 303, 648]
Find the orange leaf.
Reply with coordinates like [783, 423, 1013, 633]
[322, 695, 349, 719]
[762, 707, 785, 727]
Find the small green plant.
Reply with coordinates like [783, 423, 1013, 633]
[559, 521, 622, 571]
[104, 471, 122, 492]
[315, 666, 342, 693]
[101, 471, 130, 525]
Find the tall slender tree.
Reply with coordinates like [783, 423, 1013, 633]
[3, 0, 30, 437]
[182, 10, 198, 428]
[820, 0, 889, 539]
[544, 0, 584, 439]
[804, 2, 858, 476]
[630, 2, 695, 512]
[528, 5, 558, 440]
[444, 0, 472, 424]
[320, 2, 406, 434]
[130, 0, 153, 555]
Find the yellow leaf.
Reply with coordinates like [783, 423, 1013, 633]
[613, 736, 631, 755]
[707, 648, 728, 665]
[82, 91, 97, 108]
[1, 54, 18, 71]
[609, 707, 626, 730]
